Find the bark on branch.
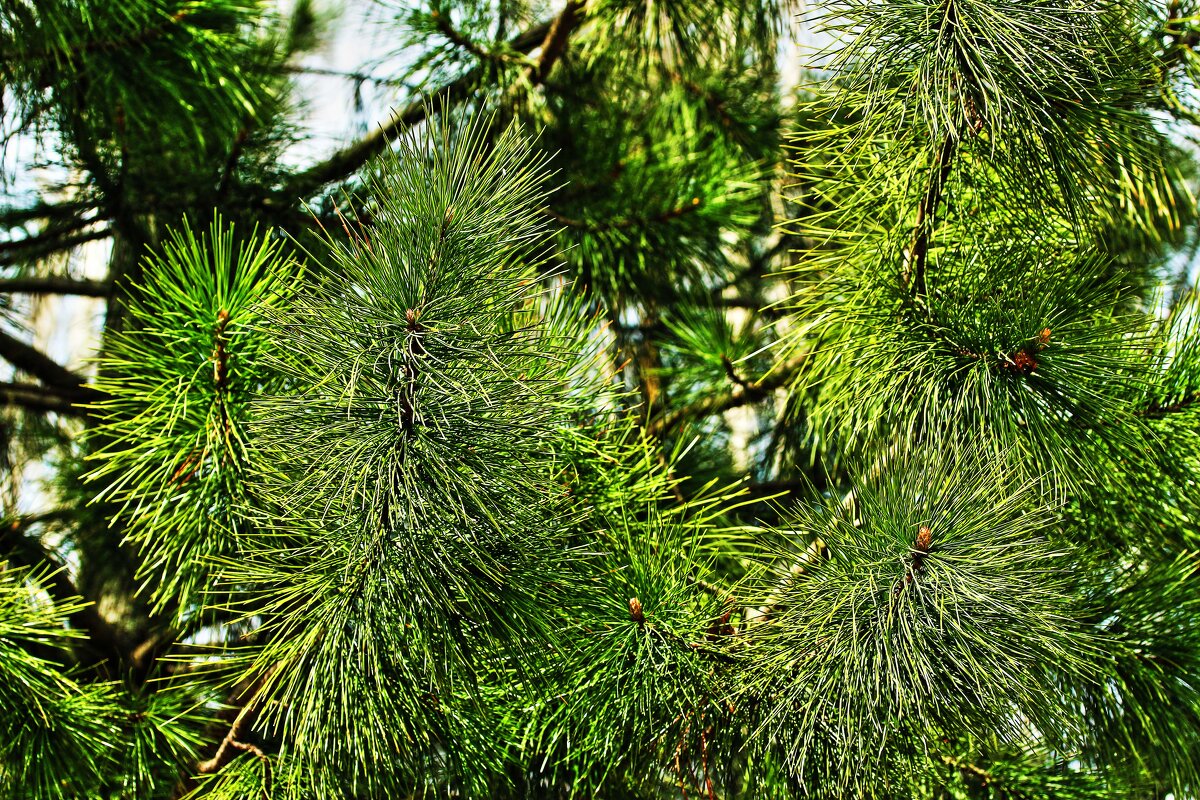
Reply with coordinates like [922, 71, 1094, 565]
[901, 133, 957, 301]
[0, 276, 111, 296]
[0, 329, 90, 391]
[0, 227, 112, 268]
[281, 16, 555, 199]
[532, 0, 584, 85]
[649, 353, 807, 436]
[0, 381, 96, 415]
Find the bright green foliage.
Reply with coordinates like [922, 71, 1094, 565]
[86, 219, 299, 621]
[7, 0, 1200, 799]
[793, 240, 1154, 490]
[219, 117, 605, 797]
[525, 507, 733, 795]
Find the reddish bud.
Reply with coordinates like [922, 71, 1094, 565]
[628, 597, 645, 624]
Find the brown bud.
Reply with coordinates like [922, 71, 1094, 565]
[628, 597, 645, 624]
[1011, 349, 1037, 375]
[915, 525, 932, 552]
[1037, 328, 1051, 350]
[707, 608, 735, 641]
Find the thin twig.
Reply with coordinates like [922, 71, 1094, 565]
[901, 133, 957, 301]
[0, 381, 95, 415]
[649, 352, 807, 436]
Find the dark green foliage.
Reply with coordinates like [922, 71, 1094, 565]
[0, 565, 119, 798]
[746, 444, 1090, 792]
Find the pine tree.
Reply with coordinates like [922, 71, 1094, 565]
[3, 0, 1200, 798]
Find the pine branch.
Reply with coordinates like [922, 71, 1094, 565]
[0, 226, 112, 268]
[194, 665, 280, 797]
[0, 200, 97, 229]
[277, 64, 407, 85]
[281, 17, 555, 199]
[0, 515, 130, 665]
[431, 10, 526, 65]
[901, 133, 957, 301]
[649, 352, 807, 436]
[545, 197, 704, 231]
[196, 700, 267, 778]
[0, 381, 95, 415]
[939, 752, 992, 782]
[216, 128, 250, 200]
[532, 0, 584, 86]
[0, 276, 111, 296]
[0, 329, 89, 391]
[1138, 391, 1200, 418]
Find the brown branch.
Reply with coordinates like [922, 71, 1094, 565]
[901, 133, 957, 301]
[194, 666, 280, 797]
[721, 354, 750, 388]
[277, 64, 407, 86]
[545, 197, 703, 232]
[0, 200, 97, 229]
[0, 329, 89, 391]
[744, 477, 809, 498]
[281, 18, 554, 199]
[940, 752, 992, 783]
[649, 352, 807, 436]
[216, 128, 249, 200]
[0, 275, 111, 296]
[431, 10, 523, 64]
[700, 723, 716, 800]
[282, 73, 472, 198]
[197, 700, 271, 797]
[0, 227, 112, 268]
[1139, 391, 1200, 418]
[0, 381, 95, 415]
[532, 0, 584, 86]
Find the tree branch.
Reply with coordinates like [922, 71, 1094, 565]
[545, 196, 703, 232]
[0, 329, 89, 391]
[0, 515, 130, 664]
[193, 665, 280, 797]
[281, 17, 555, 199]
[649, 353, 807, 436]
[277, 64, 407, 86]
[532, 0, 584, 86]
[1139, 391, 1200, 418]
[0, 275, 110, 296]
[197, 701, 262, 774]
[901, 133, 957, 301]
[0, 200, 97, 229]
[431, 10, 526, 65]
[0, 381, 96, 415]
[0, 226, 112, 268]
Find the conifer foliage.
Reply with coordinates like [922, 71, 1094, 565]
[4, 0, 1200, 798]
